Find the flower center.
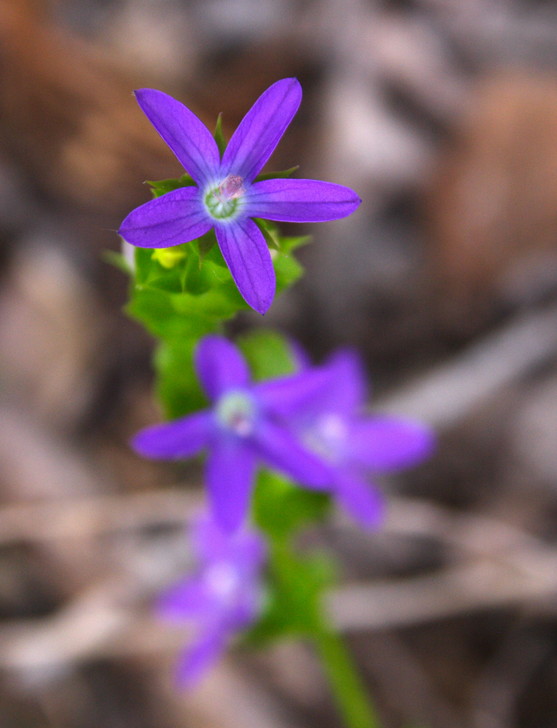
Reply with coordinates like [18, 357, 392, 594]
[205, 562, 239, 599]
[303, 414, 348, 464]
[204, 175, 245, 220]
[216, 390, 257, 437]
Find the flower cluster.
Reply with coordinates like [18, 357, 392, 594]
[133, 335, 332, 533]
[123, 78, 435, 695]
[119, 78, 361, 314]
[158, 514, 265, 686]
[133, 335, 433, 533]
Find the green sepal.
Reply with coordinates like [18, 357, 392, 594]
[103, 250, 133, 276]
[255, 166, 299, 182]
[146, 174, 196, 198]
[254, 218, 281, 251]
[213, 113, 227, 156]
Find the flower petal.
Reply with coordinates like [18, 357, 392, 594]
[255, 367, 333, 418]
[206, 437, 256, 533]
[221, 78, 302, 182]
[134, 88, 220, 184]
[349, 417, 435, 471]
[158, 576, 216, 622]
[215, 218, 275, 314]
[252, 420, 331, 489]
[195, 336, 250, 400]
[119, 187, 212, 248]
[334, 471, 384, 529]
[175, 629, 228, 688]
[318, 349, 367, 414]
[247, 179, 361, 222]
[132, 411, 211, 459]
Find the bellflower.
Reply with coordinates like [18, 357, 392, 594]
[293, 349, 435, 528]
[158, 514, 265, 687]
[119, 78, 361, 314]
[132, 335, 332, 532]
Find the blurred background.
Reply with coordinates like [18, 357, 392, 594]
[2, 0, 557, 726]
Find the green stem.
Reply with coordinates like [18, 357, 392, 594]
[313, 622, 382, 728]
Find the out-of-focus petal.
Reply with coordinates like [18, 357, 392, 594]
[215, 218, 275, 314]
[119, 187, 212, 248]
[132, 411, 212, 459]
[335, 471, 384, 529]
[206, 437, 256, 533]
[158, 576, 216, 621]
[134, 88, 220, 184]
[349, 417, 435, 471]
[247, 179, 361, 222]
[221, 78, 302, 182]
[195, 336, 250, 400]
[253, 420, 331, 489]
[318, 349, 367, 414]
[176, 629, 228, 688]
[256, 367, 333, 417]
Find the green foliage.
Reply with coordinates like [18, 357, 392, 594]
[245, 470, 335, 644]
[238, 329, 298, 380]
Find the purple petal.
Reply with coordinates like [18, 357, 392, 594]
[221, 78, 302, 182]
[252, 420, 331, 489]
[175, 629, 228, 688]
[195, 336, 250, 400]
[132, 411, 211, 459]
[193, 513, 265, 569]
[206, 437, 256, 533]
[256, 367, 333, 418]
[247, 179, 361, 222]
[334, 471, 384, 529]
[134, 88, 219, 185]
[119, 187, 212, 248]
[318, 349, 367, 414]
[349, 417, 435, 471]
[158, 576, 216, 622]
[215, 218, 275, 314]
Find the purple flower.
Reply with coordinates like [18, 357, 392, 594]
[158, 514, 265, 687]
[293, 349, 435, 528]
[132, 335, 331, 532]
[119, 78, 361, 314]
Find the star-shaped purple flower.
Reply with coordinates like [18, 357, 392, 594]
[132, 335, 331, 532]
[158, 514, 265, 687]
[119, 78, 361, 314]
[293, 349, 435, 528]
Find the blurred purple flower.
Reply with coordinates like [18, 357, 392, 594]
[119, 78, 361, 314]
[132, 335, 331, 532]
[293, 349, 435, 528]
[159, 514, 266, 687]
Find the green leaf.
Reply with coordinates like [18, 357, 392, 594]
[253, 471, 331, 540]
[154, 338, 208, 418]
[238, 329, 297, 380]
[213, 113, 227, 156]
[274, 249, 304, 292]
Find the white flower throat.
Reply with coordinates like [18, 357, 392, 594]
[216, 390, 257, 437]
[204, 175, 245, 220]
